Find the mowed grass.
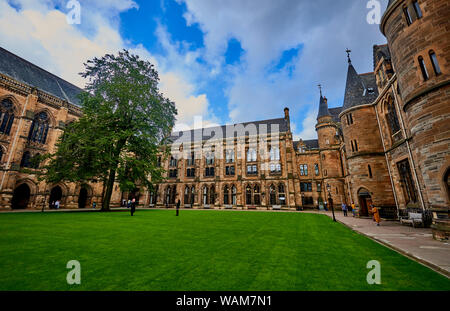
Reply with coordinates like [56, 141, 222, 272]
[0, 210, 448, 291]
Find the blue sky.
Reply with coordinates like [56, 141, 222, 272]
[0, 0, 388, 139]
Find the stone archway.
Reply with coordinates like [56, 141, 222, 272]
[11, 184, 31, 209]
[49, 186, 63, 208]
[78, 187, 88, 208]
[358, 188, 372, 217]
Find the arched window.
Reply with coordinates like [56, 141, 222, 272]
[170, 185, 176, 204]
[245, 185, 252, 205]
[224, 185, 230, 205]
[210, 185, 215, 205]
[28, 111, 50, 144]
[20, 151, 31, 168]
[429, 51, 441, 76]
[184, 186, 190, 204]
[232, 185, 237, 205]
[387, 100, 401, 135]
[190, 186, 195, 205]
[0, 99, 15, 135]
[247, 148, 257, 162]
[418, 56, 429, 81]
[203, 186, 209, 205]
[270, 147, 280, 161]
[403, 6, 412, 25]
[269, 184, 277, 205]
[278, 183, 286, 205]
[412, 1, 422, 19]
[254, 184, 261, 205]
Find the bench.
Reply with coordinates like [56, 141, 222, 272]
[272, 205, 281, 210]
[400, 212, 423, 228]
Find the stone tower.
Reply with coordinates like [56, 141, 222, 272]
[381, 0, 450, 208]
[339, 54, 396, 216]
[315, 90, 346, 207]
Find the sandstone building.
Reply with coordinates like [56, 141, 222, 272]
[0, 0, 448, 217]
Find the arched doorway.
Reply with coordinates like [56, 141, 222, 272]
[358, 188, 372, 217]
[11, 184, 31, 209]
[49, 186, 62, 209]
[78, 187, 88, 208]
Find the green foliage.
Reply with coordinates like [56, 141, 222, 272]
[41, 50, 177, 209]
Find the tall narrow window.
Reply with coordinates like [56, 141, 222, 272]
[387, 101, 401, 135]
[418, 56, 429, 81]
[28, 111, 50, 144]
[368, 165, 373, 178]
[314, 164, 319, 176]
[413, 1, 422, 19]
[397, 160, 418, 204]
[354, 140, 359, 152]
[351, 140, 355, 152]
[0, 99, 15, 135]
[224, 186, 230, 205]
[20, 151, 31, 168]
[232, 185, 237, 205]
[429, 51, 441, 76]
[403, 6, 412, 25]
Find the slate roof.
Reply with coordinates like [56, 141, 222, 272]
[293, 139, 319, 152]
[0, 47, 83, 106]
[342, 61, 379, 110]
[169, 118, 290, 143]
[317, 95, 330, 119]
[329, 107, 343, 123]
[373, 44, 391, 70]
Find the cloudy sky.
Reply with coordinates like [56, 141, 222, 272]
[0, 0, 388, 139]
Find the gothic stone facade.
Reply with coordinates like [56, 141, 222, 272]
[0, 0, 448, 215]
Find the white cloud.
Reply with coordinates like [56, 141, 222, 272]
[0, 0, 214, 131]
[178, 0, 389, 139]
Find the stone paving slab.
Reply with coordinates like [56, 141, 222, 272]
[308, 210, 450, 278]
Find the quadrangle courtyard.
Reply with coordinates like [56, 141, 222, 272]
[0, 209, 449, 291]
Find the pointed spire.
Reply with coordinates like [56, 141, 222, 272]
[346, 48, 352, 64]
[317, 85, 330, 120]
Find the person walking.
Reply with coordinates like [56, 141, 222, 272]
[342, 203, 348, 217]
[176, 199, 180, 216]
[127, 199, 131, 209]
[92, 202, 97, 209]
[55, 200, 60, 209]
[351, 202, 357, 217]
[372, 204, 381, 226]
[130, 198, 136, 216]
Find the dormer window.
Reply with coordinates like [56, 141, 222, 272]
[367, 88, 375, 95]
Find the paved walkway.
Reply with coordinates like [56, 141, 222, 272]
[308, 210, 450, 278]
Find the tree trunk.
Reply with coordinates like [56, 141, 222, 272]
[101, 138, 127, 211]
[101, 168, 116, 211]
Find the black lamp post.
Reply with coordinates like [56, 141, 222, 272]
[327, 184, 336, 222]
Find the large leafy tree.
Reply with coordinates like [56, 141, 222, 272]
[41, 50, 177, 211]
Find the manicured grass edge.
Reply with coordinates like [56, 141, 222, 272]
[329, 215, 450, 279]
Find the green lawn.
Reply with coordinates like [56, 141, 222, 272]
[0, 210, 448, 291]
